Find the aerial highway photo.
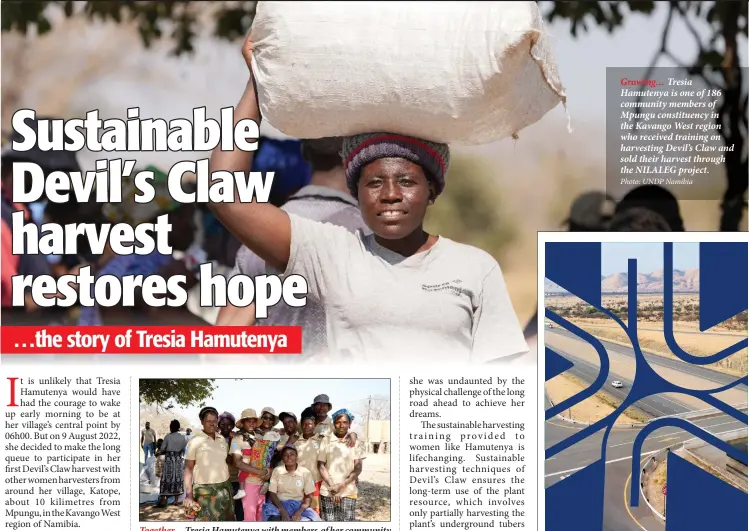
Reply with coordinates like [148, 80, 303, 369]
[543, 240, 748, 531]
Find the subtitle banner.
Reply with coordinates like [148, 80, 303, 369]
[0, 326, 302, 354]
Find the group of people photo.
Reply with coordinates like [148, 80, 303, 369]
[141, 393, 368, 522]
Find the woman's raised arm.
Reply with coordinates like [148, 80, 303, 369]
[207, 35, 292, 271]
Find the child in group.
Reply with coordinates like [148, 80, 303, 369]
[232, 407, 281, 508]
[231, 410, 258, 501]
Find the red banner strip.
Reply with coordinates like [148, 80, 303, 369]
[0, 326, 302, 354]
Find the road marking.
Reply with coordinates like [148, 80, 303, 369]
[609, 434, 681, 450]
[546, 424, 749, 482]
[566, 361, 638, 407]
[609, 436, 666, 450]
[563, 350, 742, 419]
[545, 427, 739, 480]
[636, 401, 670, 419]
[624, 472, 651, 531]
[545, 449, 661, 478]
[548, 424, 747, 475]
[651, 393, 691, 412]
[698, 418, 747, 431]
[603, 417, 745, 450]
[548, 327, 744, 389]
[546, 420, 582, 430]
[557, 352, 673, 417]
[681, 427, 749, 445]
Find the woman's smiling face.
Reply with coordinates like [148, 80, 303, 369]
[261, 413, 275, 430]
[201, 413, 218, 435]
[283, 416, 298, 435]
[282, 447, 298, 466]
[218, 418, 233, 437]
[357, 158, 434, 240]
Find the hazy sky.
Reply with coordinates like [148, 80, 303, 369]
[601, 242, 700, 275]
[176, 378, 391, 428]
[552, 2, 747, 121]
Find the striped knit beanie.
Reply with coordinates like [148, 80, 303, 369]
[341, 133, 450, 198]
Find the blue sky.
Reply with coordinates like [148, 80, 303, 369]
[601, 242, 699, 276]
[177, 378, 391, 427]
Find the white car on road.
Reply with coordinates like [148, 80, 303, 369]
[611, 380, 624, 389]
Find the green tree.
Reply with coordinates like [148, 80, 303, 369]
[4, 1, 745, 229]
[543, 1, 747, 231]
[1, 1, 258, 55]
[139, 378, 216, 408]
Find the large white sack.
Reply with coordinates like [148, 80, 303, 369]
[250, 1, 566, 145]
[259, 120, 296, 141]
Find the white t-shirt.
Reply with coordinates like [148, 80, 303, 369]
[233, 185, 367, 357]
[277, 214, 529, 363]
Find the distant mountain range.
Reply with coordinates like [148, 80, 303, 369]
[545, 269, 699, 294]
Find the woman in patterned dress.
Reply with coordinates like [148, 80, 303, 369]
[183, 407, 236, 521]
[157, 420, 186, 507]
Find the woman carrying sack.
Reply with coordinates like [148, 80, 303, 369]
[208, 35, 528, 363]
